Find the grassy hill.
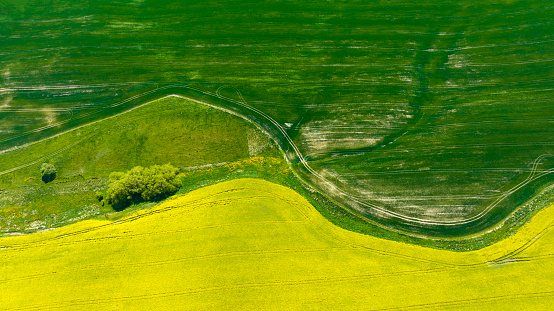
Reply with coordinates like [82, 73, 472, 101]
[0, 95, 281, 233]
[1, 178, 553, 310]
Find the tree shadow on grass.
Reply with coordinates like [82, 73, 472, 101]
[41, 173, 56, 183]
[111, 191, 177, 212]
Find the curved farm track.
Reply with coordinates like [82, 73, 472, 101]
[2, 84, 552, 237]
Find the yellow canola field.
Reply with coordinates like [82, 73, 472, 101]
[1, 178, 553, 310]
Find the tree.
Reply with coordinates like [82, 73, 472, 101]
[40, 163, 56, 183]
[105, 164, 182, 209]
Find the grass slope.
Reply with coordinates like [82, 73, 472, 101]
[0, 95, 276, 233]
[1, 178, 554, 310]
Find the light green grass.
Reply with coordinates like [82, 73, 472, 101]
[0, 95, 258, 186]
[0, 96, 277, 233]
[1, 178, 553, 310]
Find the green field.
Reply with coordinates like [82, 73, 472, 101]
[1, 0, 553, 236]
[1, 178, 554, 310]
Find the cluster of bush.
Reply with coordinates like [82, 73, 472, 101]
[105, 164, 182, 209]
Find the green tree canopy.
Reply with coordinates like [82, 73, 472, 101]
[105, 164, 182, 209]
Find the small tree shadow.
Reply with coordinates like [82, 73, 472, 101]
[111, 192, 176, 212]
[112, 200, 132, 212]
[42, 173, 56, 183]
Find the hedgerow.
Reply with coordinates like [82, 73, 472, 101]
[105, 164, 182, 209]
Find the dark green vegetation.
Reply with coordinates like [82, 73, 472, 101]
[0, 96, 277, 233]
[105, 164, 181, 209]
[1, 0, 553, 237]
